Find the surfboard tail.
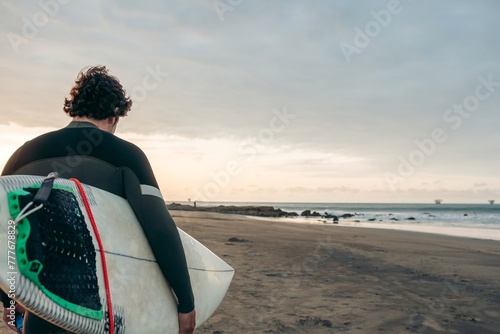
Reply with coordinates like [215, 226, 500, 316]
[2, 275, 125, 334]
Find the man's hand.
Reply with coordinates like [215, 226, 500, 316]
[15, 304, 25, 314]
[2, 307, 18, 332]
[178, 309, 196, 334]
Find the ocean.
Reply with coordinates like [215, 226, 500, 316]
[187, 201, 500, 241]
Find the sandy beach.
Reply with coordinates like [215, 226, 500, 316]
[2, 211, 499, 333]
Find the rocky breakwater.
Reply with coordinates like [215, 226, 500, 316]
[166, 203, 299, 218]
[300, 210, 344, 223]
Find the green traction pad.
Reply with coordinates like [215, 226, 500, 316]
[8, 184, 103, 320]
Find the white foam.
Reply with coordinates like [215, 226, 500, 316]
[247, 216, 500, 242]
[340, 221, 500, 241]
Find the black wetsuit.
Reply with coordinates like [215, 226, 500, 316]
[1, 121, 194, 333]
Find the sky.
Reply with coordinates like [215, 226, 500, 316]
[0, 0, 499, 203]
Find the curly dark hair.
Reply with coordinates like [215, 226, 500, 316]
[64, 66, 132, 120]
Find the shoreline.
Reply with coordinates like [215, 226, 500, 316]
[167, 202, 500, 229]
[244, 215, 500, 242]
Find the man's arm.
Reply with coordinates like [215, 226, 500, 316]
[141, 196, 195, 313]
[122, 168, 195, 313]
[123, 168, 196, 333]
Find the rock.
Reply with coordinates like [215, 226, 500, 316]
[464, 213, 468, 216]
[301, 210, 311, 217]
[170, 203, 297, 218]
[332, 220, 339, 224]
[368, 218, 376, 221]
[166, 202, 195, 211]
[331, 215, 339, 221]
[340, 213, 355, 218]
[354, 220, 360, 222]
[405, 217, 416, 220]
[227, 237, 249, 243]
[297, 316, 333, 328]
[390, 218, 399, 221]
[204, 205, 288, 217]
[300, 210, 321, 217]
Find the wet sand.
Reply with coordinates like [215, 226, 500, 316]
[2, 211, 499, 333]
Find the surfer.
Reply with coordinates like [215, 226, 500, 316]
[0, 66, 196, 333]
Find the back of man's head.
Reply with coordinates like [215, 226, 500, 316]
[64, 66, 132, 120]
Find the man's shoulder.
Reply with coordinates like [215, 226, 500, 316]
[17, 127, 68, 147]
[19, 127, 146, 160]
[104, 133, 146, 156]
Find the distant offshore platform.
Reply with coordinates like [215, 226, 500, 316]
[433, 199, 495, 204]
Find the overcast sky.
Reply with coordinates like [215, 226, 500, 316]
[1, 0, 499, 203]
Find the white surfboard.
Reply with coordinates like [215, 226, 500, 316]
[0, 175, 234, 333]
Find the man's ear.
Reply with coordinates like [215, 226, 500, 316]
[106, 115, 118, 126]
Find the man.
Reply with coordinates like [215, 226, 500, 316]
[0, 66, 196, 333]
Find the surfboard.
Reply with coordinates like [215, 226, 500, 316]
[0, 175, 234, 333]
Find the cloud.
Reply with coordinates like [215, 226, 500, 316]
[1, 1, 499, 202]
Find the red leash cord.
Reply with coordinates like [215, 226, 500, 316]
[70, 178, 115, 334]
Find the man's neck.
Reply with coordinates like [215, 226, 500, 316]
[72, 117, 116, 133]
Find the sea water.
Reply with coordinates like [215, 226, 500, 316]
[192, 201, 500, 241]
